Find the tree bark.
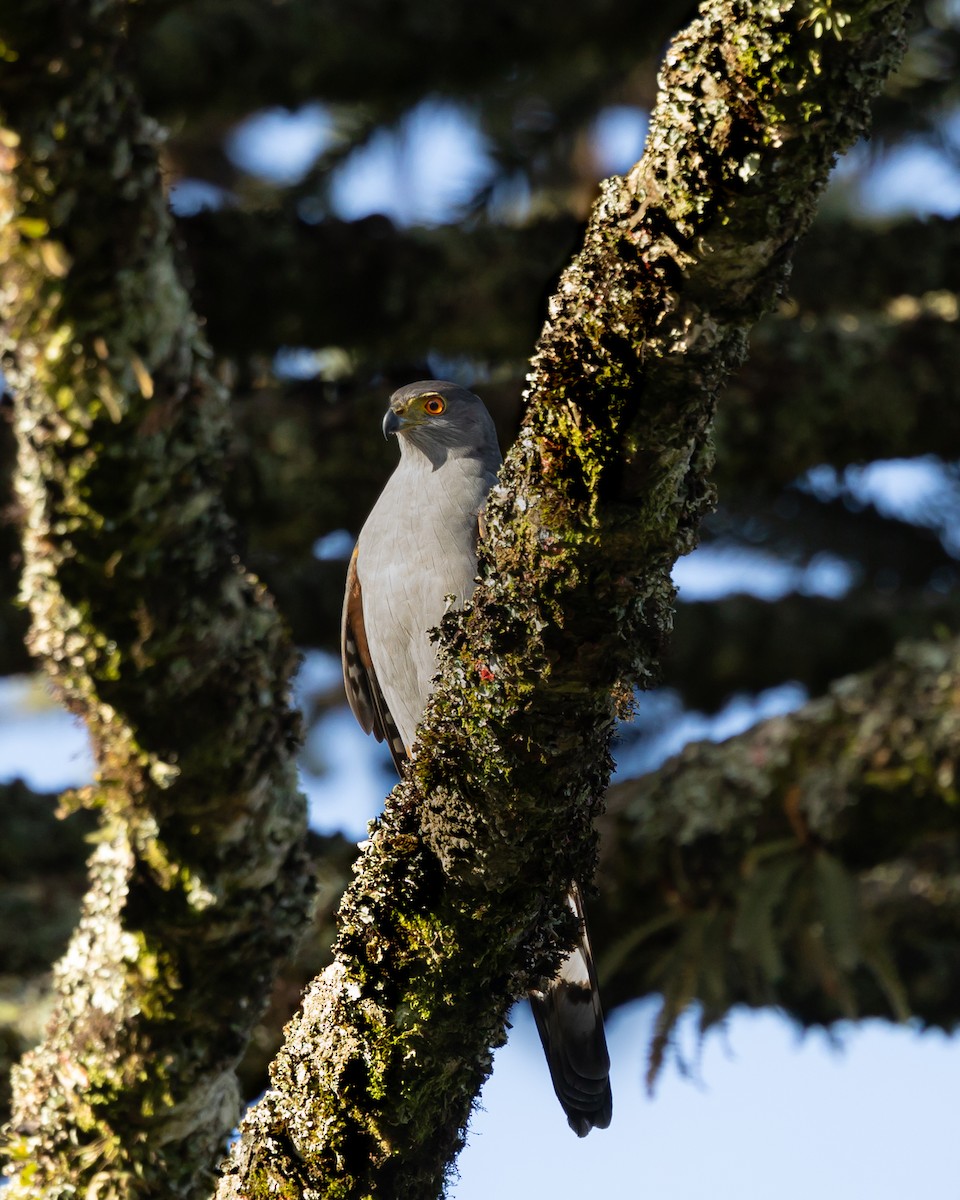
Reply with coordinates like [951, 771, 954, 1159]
[217, 1, 911, 1197]
[0, 2, 311, 1195]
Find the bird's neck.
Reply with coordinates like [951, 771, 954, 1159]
[398, 435, 499, 476]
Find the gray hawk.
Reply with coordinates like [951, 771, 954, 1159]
[341, 379, 612, 1136]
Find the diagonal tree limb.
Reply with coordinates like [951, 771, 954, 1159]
[219, 1, 912, 1196]
[0, 2, 311, 1195]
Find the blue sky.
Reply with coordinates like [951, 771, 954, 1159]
[454, 1004, 960, 1200]
[10, 86, 960, 1198]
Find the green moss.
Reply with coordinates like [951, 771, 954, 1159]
[245, 1165, 304, 1200]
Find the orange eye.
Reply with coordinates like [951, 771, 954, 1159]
[423, 395, 445, 415]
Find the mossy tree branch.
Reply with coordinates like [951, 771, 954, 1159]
[597, 634, 960, 1072]
[218, 2, 911, 1197]
[0, 2, 311, 1196]
[222, 632, 960, 1090]
[0, 778, 351, 1129]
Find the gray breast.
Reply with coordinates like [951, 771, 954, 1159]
[357, 453, 497, 750]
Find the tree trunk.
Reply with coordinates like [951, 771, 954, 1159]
[0, 3, 311, 1195]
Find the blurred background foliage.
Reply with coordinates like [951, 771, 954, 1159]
[131, 0, 960, 709]
[3, 0, 960, 1113]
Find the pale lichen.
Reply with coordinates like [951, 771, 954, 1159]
[0, 2, 310, 1196]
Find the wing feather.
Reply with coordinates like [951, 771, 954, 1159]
[341, 546, 408, 771]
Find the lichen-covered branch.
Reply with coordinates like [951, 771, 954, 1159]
[219, 2, 911, 1197]
[14, 628, 960, 1142]
[597, 634, 960, 1076]
[0, 3, 311, 1196]
[8, 617, 960, 1117]
[267, 636, 960, 1084]
[0, 772, 349, 1130]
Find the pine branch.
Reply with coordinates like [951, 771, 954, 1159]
[667, 589, 960, 711]
[598, 634, 960, 1061]
[716, 294, 960, 493]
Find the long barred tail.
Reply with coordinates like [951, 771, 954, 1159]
[530, 883, 613, 1137]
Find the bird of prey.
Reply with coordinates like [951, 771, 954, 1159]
[341, 379, 612, 1136]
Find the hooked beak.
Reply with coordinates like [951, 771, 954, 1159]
[382, 407, 403, 439]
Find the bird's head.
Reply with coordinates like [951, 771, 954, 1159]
[383, 380, 500, 465]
